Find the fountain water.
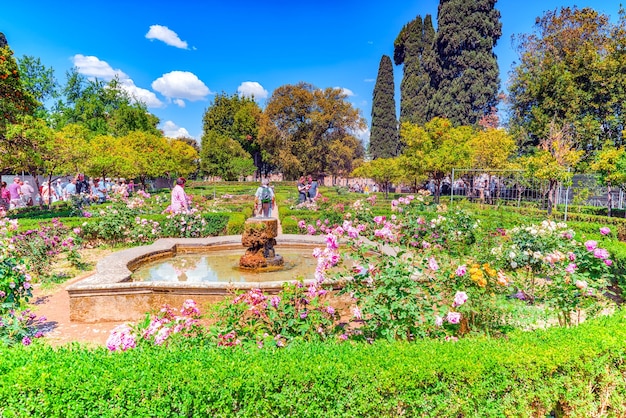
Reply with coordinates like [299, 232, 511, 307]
[66, 233, 326, 322]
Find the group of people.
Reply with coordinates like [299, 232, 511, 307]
[0, 177, 35, 210]
[0, 174, 138, 209]
[297, 175, 319, 204]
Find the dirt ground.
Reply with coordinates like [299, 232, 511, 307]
[31, 248, 126, 348]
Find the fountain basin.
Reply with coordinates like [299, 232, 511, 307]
[66, 234, 327, 323]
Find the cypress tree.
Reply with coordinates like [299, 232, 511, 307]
[369, 55, 399, 159]
[433, 0, 502, 126]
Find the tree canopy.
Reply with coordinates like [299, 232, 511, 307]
[259, 82, 366, 179]
[394, 1, 501, 126]
[508, 6, 626, 153]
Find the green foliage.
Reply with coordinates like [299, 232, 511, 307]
[508, 6, 626, 151]
[259, 82, 366, 179]
[3, 314, 626, 415]
[199, 130, 256, 180]
[432, 0, 502, 126]
[369, 55, 399, 158]
[394, 14, 437, 125]
[0, 42, 38, 134]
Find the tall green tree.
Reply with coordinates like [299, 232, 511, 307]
[508, 6, 626, 152]
[259, 82, 365, 180]
[394, 15, 437, 125]
[432, 0, 502, 126]
[369, 55, 399, 159]
[201, 93, 263, 174]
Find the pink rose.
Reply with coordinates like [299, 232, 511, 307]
[593, 248, 609, 260]
[455, 265, 467, 276]
[605, 259, 613, 266]
[453, 291, 468, 307]
[446, 311, 461, 324]
[584, 240, 597, 251]
[600, 227, 611, 235]
[565, 263, 577, 274]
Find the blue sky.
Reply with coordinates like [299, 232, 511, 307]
[1, 0, 620, 143]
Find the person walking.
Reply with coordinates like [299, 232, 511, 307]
[255, 178, 275, 218]
[170, 177, 189, 213]
[0, 181, 10, 210]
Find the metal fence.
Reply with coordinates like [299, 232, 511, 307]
[447, 169, 625, 217]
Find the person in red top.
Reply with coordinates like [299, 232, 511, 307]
[0, 181, 10, 210]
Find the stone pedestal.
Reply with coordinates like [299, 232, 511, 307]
[239, 218, 284, 269]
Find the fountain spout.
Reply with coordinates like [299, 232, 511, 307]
[239, 217, 284, 269]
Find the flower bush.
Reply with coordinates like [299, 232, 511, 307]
[490, 221, 613, 325]
[0, 218, 47, 347]
[161, 209, 212, 238]
[10, 218, 84, 279]
[106, 300, 204, 351]
[0, 309, 46, 346]
[210, 282, 339, 348]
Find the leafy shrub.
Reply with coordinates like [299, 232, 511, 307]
[2, 313, 626, 416]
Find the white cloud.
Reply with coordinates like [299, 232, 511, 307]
[173, 99, 186, 108]
[335, 87, 355, 97]
[161, 120, 190, 138]
[237, 81, 269, 100]
[145, 25, 189, 49]
[73, 54, 124, 79]
[353, 126, 370, 145]
[72, 54, 163, 108]
[364, 78, 375, 83]
[151, 71, 211, 103]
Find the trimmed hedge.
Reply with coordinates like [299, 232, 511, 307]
[1, 312, 626, 416]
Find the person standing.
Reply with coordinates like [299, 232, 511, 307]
[20, 180, 35, 206]
[0, 181, 10, 210]
[307, 175, 319, 202]
[40, 181, 57, 205]
[255, 178, 275, 218]
[297, 176, 308, 204]
[7, 177, 22, 209]
[64, 177, 77, 200]
[92, 178, 107, 203]
[76, 173, 90, 195]
[170, 177, 189, 213]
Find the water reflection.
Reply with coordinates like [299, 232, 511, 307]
[132, 248, 318, 283]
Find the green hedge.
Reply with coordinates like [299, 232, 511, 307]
[2, 312, 626, 416]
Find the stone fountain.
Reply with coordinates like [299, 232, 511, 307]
[239, 217, 284, 269]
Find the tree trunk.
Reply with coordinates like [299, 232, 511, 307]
[605, 183, 612, 217]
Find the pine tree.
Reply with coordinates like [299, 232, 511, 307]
[369, 55, 399, 159]
[433, 0, 502, 126]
